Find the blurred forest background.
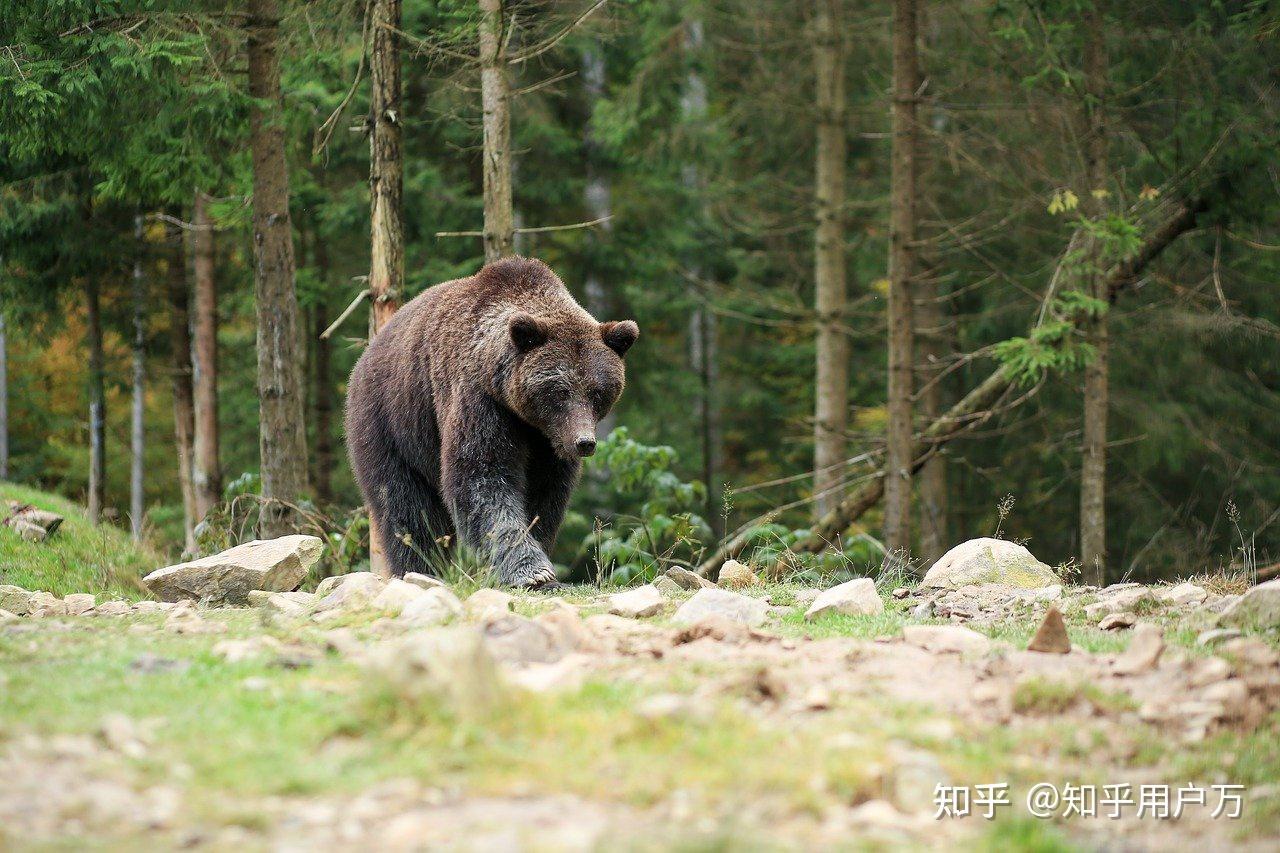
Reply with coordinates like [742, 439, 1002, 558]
[1, 0, 1278, 585]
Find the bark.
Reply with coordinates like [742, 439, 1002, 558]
[0, 313, 7, 480]
[86, 275, 106, 525]
[811, 0, 849, 521]
[582, 42, 616, 436]
[167, 233, 197, 552]
[248, 0, 310, 537]
[1079, 8, 1109, 585]
[368, 0, 404, 335]
[479, 0, 514, 261]
[884, 0, 919, 553]
[312, 235, 335, 506]
[191, 189, 221, 521]
[130, 215, 146, 541]
[695, 199, 1203, 575]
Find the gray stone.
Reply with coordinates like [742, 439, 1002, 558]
[313, 572, 386, 613]
[607, 584, 665, 618]
[367, 628, 510, 713]
[1098, 612, 1137, 631]
[1196, 628, 1243, 647]
[1113, 623, 1164, 675]
[465, 588, 515, 619]
[63, 593, 96, 616]
[1159, 582, 1209, 607]
[371, 579, 429, 615]
[398, 587, 464, 627]
[482, 614, 567, 664]
[27, 591, 65, 617]
[794, 588, 822, 606]
[665, 566, 715, 591]
[143, 535, 324, 606]
[1085, 586, 1153, 619]
[0, 609, 17, 623]
[92, 600, 131, 616]
[920, 538, 1058, 589]
[403, 572, 447, 591]
[717, 560, 759, 590]
[902, 624, 991, 655]
[1218, 579, 1280, 630]
[805, 578, 884, 620]
[672, 588, 770, 628]
[0, 585, 33, 616]
[652, 576, 683, 598]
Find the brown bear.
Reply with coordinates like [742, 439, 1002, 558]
[344, 257, 639, 587]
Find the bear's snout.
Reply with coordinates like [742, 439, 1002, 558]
[575, 436, 597, 457]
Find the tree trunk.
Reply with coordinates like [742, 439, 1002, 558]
[479, 0, 514, 261]
[1079, 8, 1109, 585]
[885, 0, 919, 554]
[247, 0, 310, 537]
[811, 0, 848, 521]
[86, 275, 106, 525]
[369, 0, 404, 334]
[582, 42, 617, 437]
[167, 232, 197, 552]
[191, 189, 221, 521]
[312, 236, 335, 506]
[916, 266, 949, 563]
[1, 313, 9, 480]
[130, 214, 147, 541]
[696, 198, 1204, 574]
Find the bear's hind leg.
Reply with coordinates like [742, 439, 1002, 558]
[373, 461, 454, 577]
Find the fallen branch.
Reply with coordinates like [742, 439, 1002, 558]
[319, 289, 371, 340]
[436, 215, 613, 238]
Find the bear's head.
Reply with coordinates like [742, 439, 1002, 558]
[503, 311, 639, 461]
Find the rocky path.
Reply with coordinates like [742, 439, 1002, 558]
[1, 537, 1279, 850]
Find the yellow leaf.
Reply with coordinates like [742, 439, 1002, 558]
[1091, 188, 1110, 200]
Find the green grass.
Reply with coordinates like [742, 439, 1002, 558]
[0, 482, 156, 598]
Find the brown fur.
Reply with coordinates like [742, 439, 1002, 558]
[345, 257, 638, 585]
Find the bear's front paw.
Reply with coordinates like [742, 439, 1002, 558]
[497, 550, 559, 589]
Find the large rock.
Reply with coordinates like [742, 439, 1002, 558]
[716, 560, 760, 590]
[672, 588, 770, 628]
[143, 535, 323, 606]
[1219, 579, 1280, 630]
[0, 585, 34, 616]
[313, 572, 386, 613]
[920, 538, 1058, 590]
[805, 578, 884, 620]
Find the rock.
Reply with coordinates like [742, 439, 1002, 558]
[1159, 582, 1209, 607]
[891, 748, 949, 814]
[805, 578, 884, 620]
[1204, 594, 1240, 614]
[62, 593, 96, 616]
[1218, 579, 1280, 630]
[367, 628, 510, 713]
[1197, 628, 1243, 647]
[802, 685, 833, 711]
[403, 572, 447, 591]
[607, 584, 665, 618]
[793, 589, 821, 606]
[9, 517, 48, 542]
[1113, 623, 1164, 675]
[1026, 606, 1071, 654]
[673, 613, 753, 645]
[163, 602, 226, 634]
[213, 636, 285, 663]
[130, 601, 170, 614]
[0, 609, 17, 623]
[398, 587, 464, 627]
[254, 591, 312, 620]
[1084, 587, 1153, 619]
[652, 576, 683, 598]
[891, 587, 911, 600]
[635, 693, 695, 721]
[92, 600, 131, 616]
[902, 624, 991, 655]
[481, 614, 566, 664]
[717, 560, 759, 590]
[665, 566, 715, 591]
[920, 538, 1058, 589]
[371, 579, 429, 615]
[536, 607, 602, 654]
[27, 591, 66, 617]
[0, 585, 34, 616]
[910, 599, 933, 620]
[1187, 657, 1233, 688]
[98, 714, 149, 759]
[1098, 612, 1137, 631]
[465, 588, 515, 619]
[313, 572, 386, 613]
[143, 535, 324, 606]
[672, 588, 770, 628]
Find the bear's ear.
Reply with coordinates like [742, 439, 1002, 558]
[509, 312, 548, 352]
[601, 320, 639, 357]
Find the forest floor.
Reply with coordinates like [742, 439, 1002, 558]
[2, 491, 1279, 850]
